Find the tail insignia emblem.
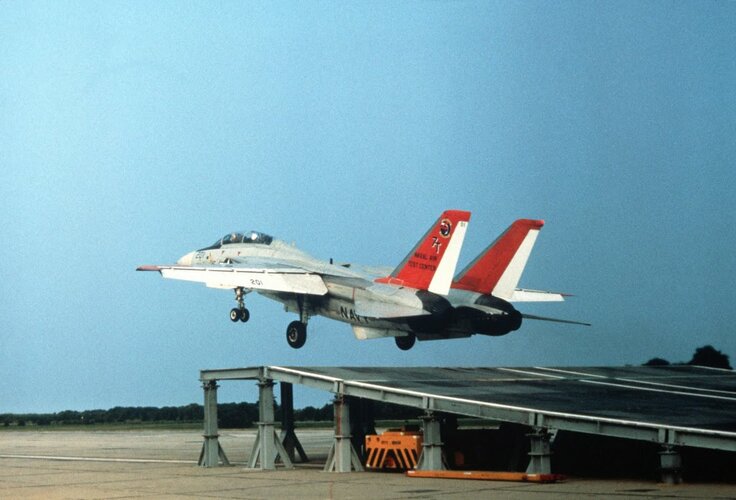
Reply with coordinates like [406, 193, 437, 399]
[439, 219, 452, 238]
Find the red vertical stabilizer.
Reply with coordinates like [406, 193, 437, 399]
[452, 219, 544, 297]
[376, 210, 471, 295]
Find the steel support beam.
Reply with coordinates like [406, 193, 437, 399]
[279, 382, 308, 463]
[416, 412, 446, 470]
[349, 397, 376, 462]
[526, 428, 552, 474]
[659, 445, 682, 484]
[198, 381, 230, 467]
[247, 379, 293, 470]
[324, 395, 364, 472]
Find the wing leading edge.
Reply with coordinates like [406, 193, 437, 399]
[137, 265, 328, 295]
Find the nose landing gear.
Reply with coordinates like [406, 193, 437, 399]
[230, 287, 250, 323]
[230, 307, 250, 322]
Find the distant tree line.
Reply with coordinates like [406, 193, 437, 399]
[1, 399, 422, 429]
[1, 403, 205, 428]
[644, 345, 732, 370]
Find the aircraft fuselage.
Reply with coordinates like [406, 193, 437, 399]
[140, 213, 583, 350]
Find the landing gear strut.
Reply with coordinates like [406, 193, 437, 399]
[230, 287, 250, 323]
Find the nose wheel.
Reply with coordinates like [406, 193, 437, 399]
[230, 307, 250, 322]
[230, 287, 250, 323]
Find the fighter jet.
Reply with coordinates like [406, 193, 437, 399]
[138, 210, 587, 350]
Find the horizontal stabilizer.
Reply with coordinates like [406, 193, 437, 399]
[510, 289, 566, 302]
[145, 265, 328, 295]
[522, 313, 591, 326]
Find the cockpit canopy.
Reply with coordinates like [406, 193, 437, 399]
[199, 231, 273, 251]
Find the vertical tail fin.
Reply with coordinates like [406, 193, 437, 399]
[452, 219, 543, 299]
[376, 210, 471, 295]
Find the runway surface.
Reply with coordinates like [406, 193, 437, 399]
[1, 429, 735, 499]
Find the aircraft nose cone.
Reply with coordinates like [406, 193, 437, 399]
[177, 251, 194, 266]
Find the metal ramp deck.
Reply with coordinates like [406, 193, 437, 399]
[198, 365, 736, 481]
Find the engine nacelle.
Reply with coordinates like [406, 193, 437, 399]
[469, 308, 522, 336]
[460, 294, 523, 337]
[405, 290, 522, 338]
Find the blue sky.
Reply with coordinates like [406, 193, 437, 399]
[2, 1, 735, 412]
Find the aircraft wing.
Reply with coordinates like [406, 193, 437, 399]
[137, 265, 328, 295]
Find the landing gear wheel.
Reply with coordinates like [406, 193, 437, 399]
[395, 333, 416, 351]
[230, 288, 251, 324]
[286, 321, 307, 349]
[230, 308, 250, 322]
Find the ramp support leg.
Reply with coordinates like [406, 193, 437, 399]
[526, 428, 552, 474]
[280, 382, 309, 463]
[350, 397, 376, 462]
[659, 446, 682, 484]
[417, 412, 446, 470]
[248, 379, 294, 470]
[198, 380, 230, 467]
[324, 395, 364, 472]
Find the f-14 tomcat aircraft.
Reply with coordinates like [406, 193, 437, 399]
[138, 210, 587, 350]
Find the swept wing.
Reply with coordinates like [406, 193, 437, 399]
[138, 264, 328, 295]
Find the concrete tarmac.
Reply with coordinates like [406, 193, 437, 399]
[1, 429, 735, 499]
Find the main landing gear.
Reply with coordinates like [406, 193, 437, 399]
[285, 296, 309, 349]
[286, 321, 307, 349]
[229, 288, 309, 349]
[230, 287, 250, 323]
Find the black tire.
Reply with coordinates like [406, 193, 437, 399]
[286, 321, 307, 349]
[230, 308, 241, 322]
[240, 308, 250, 323]
[395, 333, 416, 351]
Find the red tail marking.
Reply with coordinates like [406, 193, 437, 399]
[452, 219, 543, 294]
[376, 210, 471, 291]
